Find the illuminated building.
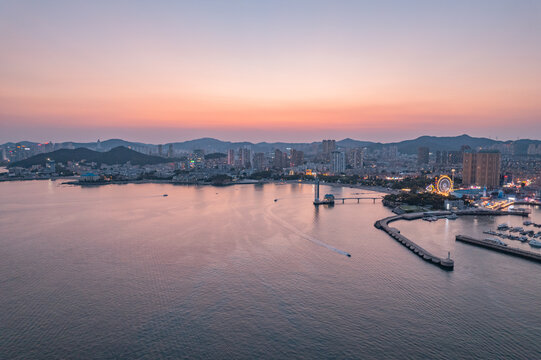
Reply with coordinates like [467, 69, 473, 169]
[462, 150, 501, 188]
[273, 149, 284, 169]
[227, 149, 235, 165]
[290, 149, 304, 167]
[331, 151, 346, 174]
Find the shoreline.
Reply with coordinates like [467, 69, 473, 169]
[0, 176, 395, 194]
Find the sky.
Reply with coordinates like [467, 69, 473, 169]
[1, 0, 540, 143]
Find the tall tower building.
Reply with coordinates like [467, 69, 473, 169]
[227, 149, 235, 165]
[253, 153, 265, 171]
[273, 149, 284, 169]
[462, 150, 501, 188]
[322, 140, 336, 161]
[331, 151, 346, 174]
[240, 148, 251, 168]
[290, 149, 304, 167]
[417, 147, 429, 165]
[349, 148, 364, 169]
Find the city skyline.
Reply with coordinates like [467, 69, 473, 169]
[2, 0, 541, 143]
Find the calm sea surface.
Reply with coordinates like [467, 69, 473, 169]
[1, 181, 540, 359]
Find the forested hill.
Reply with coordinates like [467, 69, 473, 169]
[9, 146, 174, 168]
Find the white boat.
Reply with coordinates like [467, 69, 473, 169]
[485, 238, 507, 246]
[497, 223, 509, 230]
[529, 239, 541, 248]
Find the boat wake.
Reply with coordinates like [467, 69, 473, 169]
[266, 204, 351, 257]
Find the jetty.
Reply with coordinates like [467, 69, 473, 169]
[374, 213, 455, 270]
[456, 235, 541, 264]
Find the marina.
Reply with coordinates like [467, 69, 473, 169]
[456, 235, 541, 264]
[374, 208, 533, 270]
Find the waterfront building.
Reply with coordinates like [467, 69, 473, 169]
[290, 149, 304, 167]
[462, 150, 501, 188]
[45, 159, 56, 173]
[239, 148, 251, 168]
[331, 151, 346, 174]
[347, 148, 364, 169]
[273, 149, 284, 169]
[80, 172, 100, 182]
[227, 149, 235, 165]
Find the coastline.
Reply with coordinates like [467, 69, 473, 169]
[0, 176, 395, 194]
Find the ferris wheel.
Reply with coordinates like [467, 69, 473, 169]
[436, 175, 453, 195]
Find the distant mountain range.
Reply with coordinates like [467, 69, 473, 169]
[3, 134, 541, 156]
[8, 146, 175, 168]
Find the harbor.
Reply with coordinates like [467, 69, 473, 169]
[374, 208, 533, 271]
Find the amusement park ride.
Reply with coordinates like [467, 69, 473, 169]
[426, 175, 454, 196]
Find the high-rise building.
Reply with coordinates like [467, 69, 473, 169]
[417, 147, 429, 165]
[436, 150, 449, 165]
[322, 140, 336, 161]
[331, 151, 346, 174]
[167, 144, 174, 158]
[227, 149, 235, 165]
[462, 150, 501, 188]
[253, 153, 266, 171]
[239, 148, 251, 168]
[290, 149, 304, 167]
[272, 149, 284, 169]
[382, 146, 398, 160]
[158, 144, 163, 157]
[348, 148, 364, 169]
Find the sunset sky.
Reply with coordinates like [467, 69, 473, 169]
[1, 0, 540, 143]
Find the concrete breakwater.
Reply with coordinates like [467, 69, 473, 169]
[374, 208, 531, 271]
[374, 213, 455, 270]
[456, 235, 541, 264]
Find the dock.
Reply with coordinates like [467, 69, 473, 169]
[456, 235, 541, 264]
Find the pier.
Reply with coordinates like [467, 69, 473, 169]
[334, 196, 382, 204]
[312, 178, 382, 205]
[456, 235, 541, 264]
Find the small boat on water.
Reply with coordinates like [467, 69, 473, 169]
[163, 194, 168, 197]
[528, 239, 541, 248]
[447, 214, 458, 220]
[497, 223, 509, 230]
[485, 238, 507, 246]
[523, 220, 532, 226]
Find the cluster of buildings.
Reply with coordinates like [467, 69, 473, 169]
[1, 138, 539, 196]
